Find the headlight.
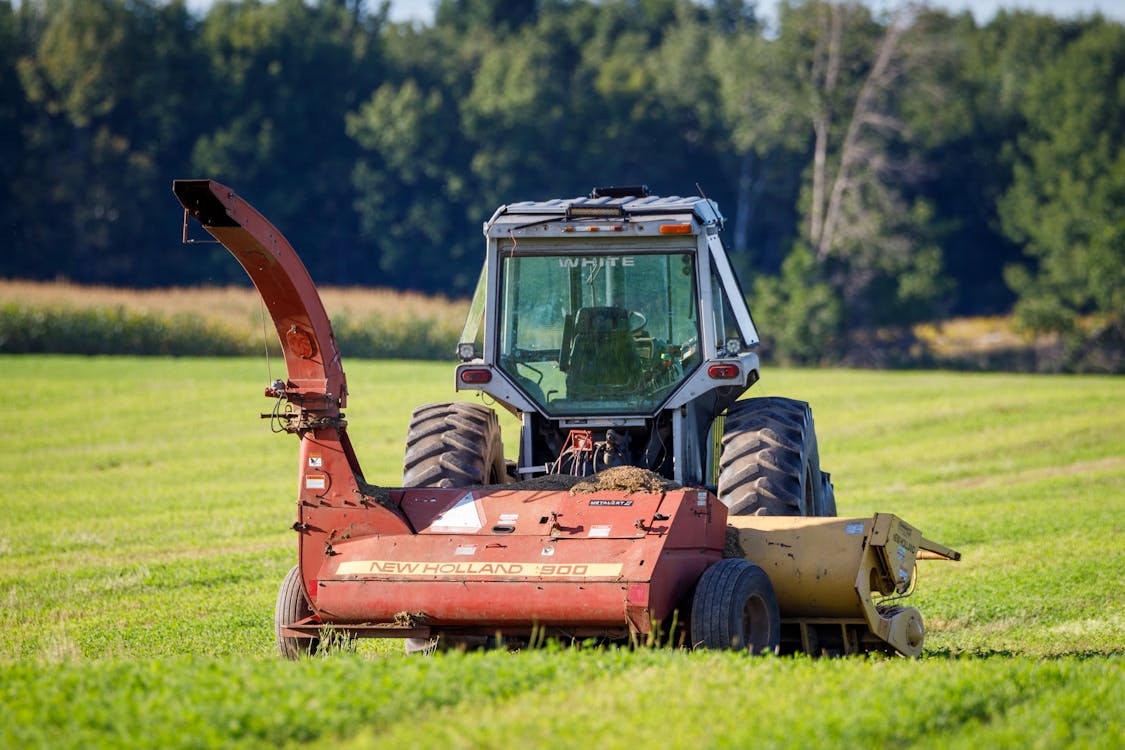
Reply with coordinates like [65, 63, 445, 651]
[457, 342, 477, 361]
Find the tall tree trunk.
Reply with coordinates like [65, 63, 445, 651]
[808, 2, 842, 252]
[733, 149, 766, 256]
[817, 8, 907, 262]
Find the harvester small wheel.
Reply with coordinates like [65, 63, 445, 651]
[690, 559, 779, 653]
[717, 397, 834, 516]
[402, 402, 508, 487]
[275, 565, 319, 659]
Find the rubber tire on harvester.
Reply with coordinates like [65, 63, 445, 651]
[690, 558, 780, 652]
[403, 402, 507, 487]
[717, 397, 836, 516]
[275, 564, 319, 659]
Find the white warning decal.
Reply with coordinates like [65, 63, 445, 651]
[429, 492, 483, 532]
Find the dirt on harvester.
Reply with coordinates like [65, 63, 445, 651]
[359, 467, 679, 503]
[357, 479, 396, 510]
[461, 466, 683, 494]
[495, 466, 681, 494]
[569, 466, 682, 494]
[723, 526, 746, 559]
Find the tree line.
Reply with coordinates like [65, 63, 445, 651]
[1, 0, 1121, 367]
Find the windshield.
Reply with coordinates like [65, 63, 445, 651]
[498, 251, 700, 415]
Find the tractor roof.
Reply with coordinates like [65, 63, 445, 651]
[485, 192, 724, 235]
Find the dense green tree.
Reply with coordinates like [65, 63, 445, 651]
[346, 13, 486, 293]
[13, 0, 205, 284]
[192, 0, 385, 285]
[0, 3, 32, 250]
[752, 243, 843, 365]
[912, 10, 1097, 315]
[1000, 19, 1125, 361]
[348, 75, 479, 291]
[456, 0, 714, 205]
[434, 0, 544, 33]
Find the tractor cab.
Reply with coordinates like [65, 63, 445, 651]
[456, 187, 761, 483]
[494, 250, 701, 416]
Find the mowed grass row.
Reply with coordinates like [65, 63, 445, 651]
[2, 651, 1118, 749]
[1, 356, 1122, 748]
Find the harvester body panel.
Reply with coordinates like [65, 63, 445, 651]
[308, 488, 724, 632]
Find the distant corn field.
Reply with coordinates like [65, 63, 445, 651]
[0, 281, 467, 328]
[2, 280, 1071, 370]
[0, 281, 469, 359]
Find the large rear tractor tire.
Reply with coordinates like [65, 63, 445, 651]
[401, 403, 507, 655]
[402, 402, 508, 487]
[275, 564, 319, 659]
[717, 397, 835, 516]
[690, 559, 780, 653]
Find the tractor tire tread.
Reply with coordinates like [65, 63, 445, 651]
[717, 396, 834, 517]
[402, 402, 506, 488]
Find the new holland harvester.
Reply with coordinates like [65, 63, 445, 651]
[174, 179, 959, 658]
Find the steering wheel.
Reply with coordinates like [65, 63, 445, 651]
[629, 310, 647, 333]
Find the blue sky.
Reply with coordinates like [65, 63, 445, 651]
[378, 0, 1125, 26]
[182, 0, 1125, 26]
[855, 0, 1124, 24]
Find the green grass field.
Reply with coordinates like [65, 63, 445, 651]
[1, 355, 1121, 748]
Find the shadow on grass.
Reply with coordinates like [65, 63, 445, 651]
[924, 647, 1124, 660]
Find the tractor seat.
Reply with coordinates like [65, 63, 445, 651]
[565, 306, 641, 399]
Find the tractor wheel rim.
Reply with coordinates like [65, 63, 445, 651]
[741, 593, 770, 651]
